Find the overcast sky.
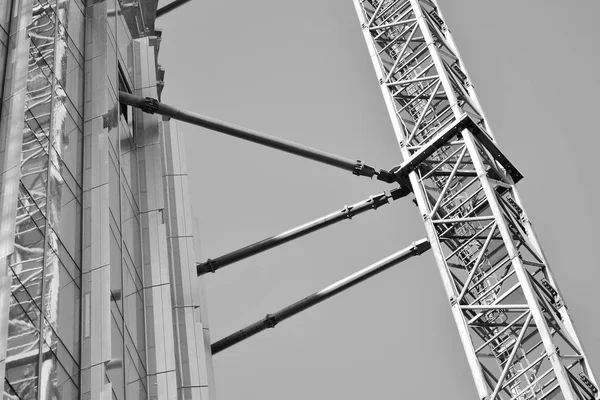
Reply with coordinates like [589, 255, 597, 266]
[157, 1, 600, 399]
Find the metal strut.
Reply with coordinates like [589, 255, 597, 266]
[210, 238, 430, 355]
[156, 0, 193, 17]
[197, 187, 411, 276]
[119, 91, 396, 183]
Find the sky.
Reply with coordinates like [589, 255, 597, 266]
[157, 1, 600, 399]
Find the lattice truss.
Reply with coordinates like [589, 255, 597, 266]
[353, 1, 598, 399]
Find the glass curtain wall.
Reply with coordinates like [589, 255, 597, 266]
[105, 1, 148, 398]
[4, 0, 84, 398]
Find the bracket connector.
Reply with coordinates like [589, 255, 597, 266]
[142, 97, 159, 114]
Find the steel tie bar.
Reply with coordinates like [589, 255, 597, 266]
[210, 238, 431, 355]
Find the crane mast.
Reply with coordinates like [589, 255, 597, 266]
[352, 1, 598, 399]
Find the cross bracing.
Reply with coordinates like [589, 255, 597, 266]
[353, 1, 598, 399]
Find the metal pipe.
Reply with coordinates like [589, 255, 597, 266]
[119, 91, 395, 182]
[197, 188, 410, 276]
[210, 238, 430, 355]
[156, 0, 193, 18]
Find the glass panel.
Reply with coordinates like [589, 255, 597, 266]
[0, 0, 10, 40]
[51, 226, 80, 275]
[121, 186, 140, 268]
[4, 378, 20, 400]
[10, 213, 46, 308]
[125, 325, 146, 377]
[125, 339, 141, 383]
[41, 244, 81, 363]
[109, 151, 121, 229]
[41, 319, 80, 379]
[123, 293, 144, 357]
[0, 41, 6, 99]
[65, 0, 85, 56]
[122, 252, 140, 297]
[63, 52, 84, 119]
[110, 219, 123, 314]
[38, 346, 79, 399]
[46, 158, 82, 262]
[107, 315, 125, 400]
[107, 24, 118, 94]
[6, 2, 85, 399]
[5, 291, 40, 400]
[116, 13, 133, 83]
[106, 0, 117, 44]
[127, 379, 148, 400]
[28, 6, 56, 75]
[17, 183, 47, 234]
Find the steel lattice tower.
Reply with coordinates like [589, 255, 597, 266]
[351, 1, 598, 399]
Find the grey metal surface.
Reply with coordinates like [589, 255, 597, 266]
[133, 36, 178, 400]
[161, 117, 214, 399]
[81, 1, 113, 399]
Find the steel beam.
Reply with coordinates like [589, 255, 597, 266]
[211, 238, 430, 355]
[197, 188, 410, 276]
[156, 0, 193, 18]
[119, 91, 396, 183]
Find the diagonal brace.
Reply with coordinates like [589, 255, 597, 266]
[119, 91, 396, 183]
[210, 238, 430, 355]
[156, 0, 193, 18]
[197, 187, 411, 276]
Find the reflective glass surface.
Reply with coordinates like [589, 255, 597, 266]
[5, 0, 84, 398]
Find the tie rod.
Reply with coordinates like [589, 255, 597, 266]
[119, 91, 396, 183]
[156, 0, 193, 17]
[197, 187, 410, 276]
[211, 238, 431, 355]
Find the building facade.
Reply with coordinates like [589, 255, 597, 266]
[0, 0, 215, 399]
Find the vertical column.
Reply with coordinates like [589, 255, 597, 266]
[134, 37, 178, 400]
[81, 0, 114, 398]
[160, 118, 215, 400]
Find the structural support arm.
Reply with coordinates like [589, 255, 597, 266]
[211, 238, 430, 355]
[119, 91, 395, 182]
[156, 0, 193, 17]
[197, 188, 410, 276]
